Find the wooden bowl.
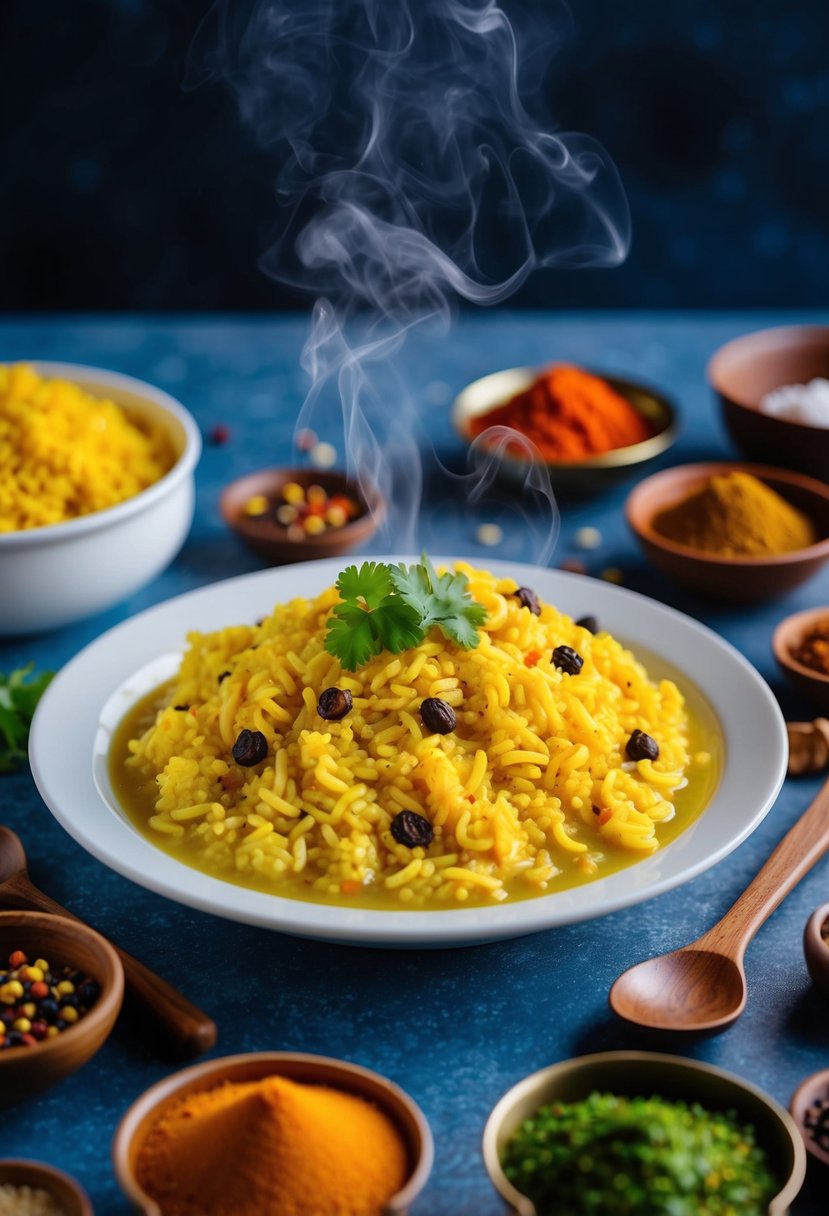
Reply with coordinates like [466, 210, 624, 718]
[113, 1051, 433, 1216]
[0, 1160, 92, 1215]
[772, 607, 829, 714]
[708, 325, 829, 480]
[626, 462, 829, 603]
[220, 468, 384, 564]
[0, 910, 124, 1108]
[790, 1067, 829, 1168]
[451, 366, 678, 495]
[484, 1051, 806, 1216]
[803, 901, 829, 997]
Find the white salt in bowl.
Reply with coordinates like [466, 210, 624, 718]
[0, 363, 201, 634]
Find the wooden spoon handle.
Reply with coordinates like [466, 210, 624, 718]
[701, 776, 829, 959]
[0, 871, 217, 1058]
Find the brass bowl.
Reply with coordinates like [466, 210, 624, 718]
[451, 366, 678, 495]
[483, 1051, 806, 1216]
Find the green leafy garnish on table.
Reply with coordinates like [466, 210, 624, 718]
[325, 554, 486, 670]
[0, 665, 54, 773]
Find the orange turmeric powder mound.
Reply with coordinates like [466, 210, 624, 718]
[468, 364, 653, 461]
[134, 1074, 409, 1216]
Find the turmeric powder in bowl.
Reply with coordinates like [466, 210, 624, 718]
[134, 1073, 409, 1216]
[652, 471, 816, 557]
[0, 364, 175, 532]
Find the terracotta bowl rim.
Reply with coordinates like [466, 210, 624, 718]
[219, 465, 386, 544]
[451, 365, 679, 471]
[772, 607, 829, 687]
[803, 901, 829, 969]
[113, 1050, 434, 1214]
[790, 1064, 829, 1168]
[0, 1157, 93, 1214]
[0, 909, 124, 1065]
[707, 323, 829, 420]
[626, 462, 829, 567]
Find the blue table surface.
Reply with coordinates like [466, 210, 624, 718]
[1, 311, 828, 1214]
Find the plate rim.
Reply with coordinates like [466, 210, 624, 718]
[29, 555, 787, 946]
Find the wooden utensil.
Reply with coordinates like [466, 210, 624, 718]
[610, 776, 829, 1032]
[0, 826, 216, 1058]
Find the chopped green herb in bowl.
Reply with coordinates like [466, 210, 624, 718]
[501, 1090, 778, 1216]
[0, 666, 54, 773]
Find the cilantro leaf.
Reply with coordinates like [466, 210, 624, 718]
[325, 555, 485, 670]
[0, 665, 53, 774]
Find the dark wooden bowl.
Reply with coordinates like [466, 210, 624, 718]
[626, 462, 829, 604]
[803, 902, 829, 998]
[0, 1160, 93, 1215]
[772, 607, 829, 714]
[790, 1066, 829, 1169]
[708, 325, 829, 480]
[220, 468, 385, 564]
[0, 910, 124, 1108]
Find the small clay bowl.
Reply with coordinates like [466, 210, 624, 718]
[220, 467, 385, 564]
[708, 325, 829, 480]
[626, 462, 829, 603]
[0, 1159, 93, 1215]
[803, 901, 829, 997]
[484, 1051, 806, 1216]
[451, 366, 678, 495]
[113, 1051, 433, 1216]
[0, 910, 124, 1108]
[772, 607, 829, 714]
[790, 1067, 829, 1168]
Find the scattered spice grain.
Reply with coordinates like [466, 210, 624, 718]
[791, 618, 829, 677]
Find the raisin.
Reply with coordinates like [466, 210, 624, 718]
[513, 587, 541, 615]
[232, 729, 268, 766]
[420, 697, 456, 734]
[390, 810, 434, 848]
[217, 671, 231, 684]
[626, 729, 659, 761]
[576, 615, 598, 634]
[552, 645, 583, 675]
[317, 687, 353, 721]
[173, 705, 190, 712]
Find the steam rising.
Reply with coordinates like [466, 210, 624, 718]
[191, 0, 630, 556]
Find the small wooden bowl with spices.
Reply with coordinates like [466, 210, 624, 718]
[451, 364, 678, 495]
[113, 1051, 433, 1216]
[773, 608, 829, 714]
[626, 462, 829, 604]
[0, 1160, 93, 1216]
[220, 467, 385, 565]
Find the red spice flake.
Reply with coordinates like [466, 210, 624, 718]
[219, 773, 242, 791]
[340, 880, 361, 896]
[596, 807, 613, 826]
[524, 649, 542, 667]
[209, 424, 230, 446]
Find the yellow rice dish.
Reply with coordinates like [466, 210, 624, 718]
[112, 565, 717, 908]
[0, 363, 176, 532]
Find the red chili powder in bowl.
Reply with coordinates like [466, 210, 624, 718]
[468, 364, 653, 461]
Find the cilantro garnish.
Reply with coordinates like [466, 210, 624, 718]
[0, 665, 53, 774]
[324, 555, 486, 671]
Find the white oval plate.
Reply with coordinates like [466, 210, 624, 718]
[30, 557, 786, 947]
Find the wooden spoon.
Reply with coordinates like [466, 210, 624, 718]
[0, 826, 217, 1058]
[610, 776, 829, 1032]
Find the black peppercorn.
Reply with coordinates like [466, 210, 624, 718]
[390, 810, 434, 848]
[420, 697, 456, 734]
[317, 687, 353, 721]
[232, 728, 269, 766]
[552, 645, 583, 675]
[513, 587, 541, 615]
[576, 615, 598, 634]
[626, 729, 660, 761]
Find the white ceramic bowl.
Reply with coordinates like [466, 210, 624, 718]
[0, 362, 201, 634]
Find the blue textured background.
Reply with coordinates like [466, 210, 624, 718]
[0, 312, 828, 1212]
[1, 0, 828, 310]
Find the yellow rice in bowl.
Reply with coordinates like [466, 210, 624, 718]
[117, 565, 710, 908]
[0, 363, 176, 532]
